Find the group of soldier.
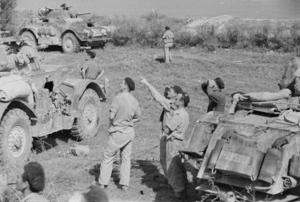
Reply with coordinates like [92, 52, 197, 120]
[5, 24, 228, 202]
[91, 26, 226, 199]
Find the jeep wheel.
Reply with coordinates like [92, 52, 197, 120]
[62, 33, 80, 53]
[20, 31, 37, 48]
[0, 109, 32, 168]
[71, 88, 101, 139]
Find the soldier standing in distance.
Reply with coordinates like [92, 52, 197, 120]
[162, 26, 174, 64]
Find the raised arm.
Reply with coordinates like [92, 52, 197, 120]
[140, 77, 171, 111]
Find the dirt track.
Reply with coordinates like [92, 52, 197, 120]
[6, 45, 295, 202]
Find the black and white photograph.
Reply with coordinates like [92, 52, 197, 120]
[0, 0, 300, 201]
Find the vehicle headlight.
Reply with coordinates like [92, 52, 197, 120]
[100, 28, 107, 36]
[83, 30, 90, 39]
[89, 29, 105, 38]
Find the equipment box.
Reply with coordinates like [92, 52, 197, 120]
[215, 143, 265, 180]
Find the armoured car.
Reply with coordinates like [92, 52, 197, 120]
[0, 39, 105, 168]
[19, 6, 110, 53]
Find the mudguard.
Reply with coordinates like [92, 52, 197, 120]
[0, 99, 37, 124]
[58, 78, 105, 112]
[19, 27, 39, 40]
[61, 30, 85, 42]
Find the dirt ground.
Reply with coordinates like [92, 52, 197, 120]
[7, 45, 296, 202]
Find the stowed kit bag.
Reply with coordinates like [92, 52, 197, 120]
[215, 142, 265, 180]
[184, 121, 217, 154]
[258, 148, 283, 184]
[0, 75, 32, 102]
[207, 139, 225, 169]
[289, 153, 300, 178]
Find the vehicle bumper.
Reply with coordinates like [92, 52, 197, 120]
[85, 37, 112, 48]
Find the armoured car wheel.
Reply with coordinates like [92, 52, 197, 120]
[62, 33, 80, 53]
[71, 88, 101, 139]
[20, 31, 37, 47]
[0, 109, 32, 168]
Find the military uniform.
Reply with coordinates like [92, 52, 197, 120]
[202, 83, 226, 112]
[20, 193, 49, 202]
[143, 83, 176, 176]
[166, 107, 189, 194]
[99, 91, 141, 187]
[81, 60, 103, 80]
[162, 30, 174, 64]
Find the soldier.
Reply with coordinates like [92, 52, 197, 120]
[81, 50, 104, 80]
[140, 77, 189, 198]
[15, 37, 40, 75]
[162, 26, 174, 64]
[201, 78, 226, 112]
[60, 3, 70, 10]
[14, 38, 40, 105]
[60, 3, 77, 18]
[80, 50, 108, 94]
[16, 162, 49, 202]
[38, 7, 52, 21]
[98, 77, 141, 191]
[140, 77, 183, 177]
[163, 91, 190, 198]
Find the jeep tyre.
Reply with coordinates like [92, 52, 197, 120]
[0, 109, 32, 168]
[62, 33, 80, 53]
[71, 88, 101, 139]
[20, 31, 37, 48]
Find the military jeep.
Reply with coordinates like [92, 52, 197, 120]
[0, 40, 105, 168]
[18, 6, 110, 53]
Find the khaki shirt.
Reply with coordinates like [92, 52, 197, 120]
[166, 108, 189, 141]
[202, 83, 226, 112]
[109, 91, 141, 133]
[82, 60, 103, 80]
[163, 30, 174, 44]
[20, 193, 49, 202]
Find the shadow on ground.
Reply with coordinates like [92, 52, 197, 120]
[38, 45, 63, 53]
[154, 56, 165, 63]
[88, 161, 122, 187]
[135, 160, 198, 202]
[32, 130, 79, 154]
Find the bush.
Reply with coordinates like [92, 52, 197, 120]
[291, 22, 300, 53]
[0, 0, 17, 31]
[217, 25, 241, 48]
[176, 31, 204, 47]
